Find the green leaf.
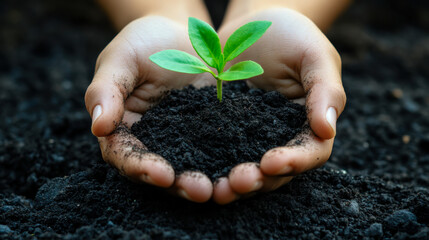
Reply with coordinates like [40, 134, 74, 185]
[218, 61, 264, 81]
[223, 21, 272, 62]
[188, 17, 222, 69]
[149, 49, 212, 74]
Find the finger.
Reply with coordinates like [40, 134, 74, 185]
[260, 175, 294, 192]
[169, 171, 213, 203]
[214, 171, 293, 205]
[260, 127, 333, 176]
[300, 46, 346, 139]
[85, 42, 140, 137]
[213, 177, 240, 205]
[228, 163, 263, 194]
[98, 124, 174, 188]
[122, 110, 142, 129]
[229, 164, 292, 192]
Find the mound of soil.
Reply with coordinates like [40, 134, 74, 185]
[131, 84, 306, 180]
[1, 0, 429, 239]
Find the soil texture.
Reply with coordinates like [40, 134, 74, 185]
[1, 0, 429, 239]
[131, 84, 306, 181]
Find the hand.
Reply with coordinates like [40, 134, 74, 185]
[212, 8, 346, 204]
[85, 16, 216, 203]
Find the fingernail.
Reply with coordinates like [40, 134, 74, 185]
[140, 174, 154, 185]
[278, 165, 293, 175]
[178, 189, 191, 200]
[91, 105, 102, 135]
[326, 107, 337, 134]
[250, 181, 263, 192]
[92, 105, 102, 124]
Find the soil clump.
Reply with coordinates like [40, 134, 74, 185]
[131, 83, 306, 180]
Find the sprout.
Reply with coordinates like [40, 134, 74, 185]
[149, 17, 271, 102]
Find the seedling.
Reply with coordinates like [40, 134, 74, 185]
[149, 17, 272, 102]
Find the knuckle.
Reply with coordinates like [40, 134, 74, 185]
[84, 84, 96, 112]
[84, 83, 100, 107]
[332, 85, 347, 112]
[334, 50, 342, 67]
[302, 47, 322, 67]
[329, 45, 342, 67]
[122, 165, 139, 178]
[285, 158, 301, 174]
[119, 157, 144, 178]
[95, 54, 102, 71]
[95, 48, 107, 72]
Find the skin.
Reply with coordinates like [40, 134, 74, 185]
[85, 0, 349, 203]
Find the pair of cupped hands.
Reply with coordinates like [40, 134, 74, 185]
[85, 8, 346, 204]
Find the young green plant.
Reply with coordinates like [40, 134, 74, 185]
[149, 17, 272, 102]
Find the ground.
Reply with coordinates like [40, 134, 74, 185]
[0, 0, 428, 239]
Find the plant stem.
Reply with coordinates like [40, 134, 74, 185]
[216, 78, 222, 102]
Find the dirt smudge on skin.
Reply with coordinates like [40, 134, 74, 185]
[286, 124, 312, 147]
[113, 76, 133, 103]
[99, 124, 173, 179]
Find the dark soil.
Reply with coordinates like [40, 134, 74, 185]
[131, 84, 306, 181]
[1, 0, 429, 239]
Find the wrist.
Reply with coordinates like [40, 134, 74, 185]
[139, 0, 212, 26]
[224, 0, 352, 32]
[98, 0, 211, 30]
[224, 0, 294, 23]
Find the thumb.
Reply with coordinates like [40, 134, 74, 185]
[301, 49, 346, 139]
[85, 50, 139, 137]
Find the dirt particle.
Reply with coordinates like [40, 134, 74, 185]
[402, 135, 411, 144]
[391, 88, 403, 99]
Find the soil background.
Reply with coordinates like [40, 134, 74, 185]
[1, 0, 429, 239]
